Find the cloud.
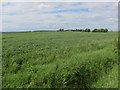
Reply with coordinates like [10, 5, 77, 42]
[2, 2, 13, 7]
[72, 2, 83, 6]
[1, 0, 119, 2]
[2, 2, 118, 32]
[0, 2, 2, 32]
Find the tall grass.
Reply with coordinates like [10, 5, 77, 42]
[2, 32, 118, 88]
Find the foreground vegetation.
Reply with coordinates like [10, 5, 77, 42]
[2, 31, 118, 88]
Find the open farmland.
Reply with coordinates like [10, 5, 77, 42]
[2, 31, 118, 88]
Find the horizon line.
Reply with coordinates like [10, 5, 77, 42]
[1, 29, 118, 33]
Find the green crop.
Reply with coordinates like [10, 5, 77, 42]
[2, 31, 118, 88]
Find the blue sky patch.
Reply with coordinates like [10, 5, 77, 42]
[45, 9, 88, 14]
[8, 12, 16, 16]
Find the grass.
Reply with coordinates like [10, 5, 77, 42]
[2, 31, 118, 88]
[91, 64, 118, 88]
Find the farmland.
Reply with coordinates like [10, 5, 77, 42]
[2, 31, 118, 88]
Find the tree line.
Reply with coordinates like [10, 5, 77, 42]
[58, 28, 108, 32]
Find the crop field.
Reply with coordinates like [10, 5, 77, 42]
[2, 31, 118, 88]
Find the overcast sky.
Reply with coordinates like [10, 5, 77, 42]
[2, 2, 118, 32]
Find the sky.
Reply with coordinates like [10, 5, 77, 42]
[1, 2, 118, 32]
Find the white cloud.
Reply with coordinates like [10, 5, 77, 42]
[0, 2, 2, 32]
[1, 0, 119, 2]
[2, 2, 118, 32]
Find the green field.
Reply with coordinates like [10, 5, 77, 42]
[2, 31, 118, 88]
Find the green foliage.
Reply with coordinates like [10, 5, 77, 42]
[92, 28, 108, 32]
[2, 31, 118, 88]
[58, 28, 64, 32]
[91, 64, 118, 88]
[85, 28, 91, 32]
[58, 28, 108, 32]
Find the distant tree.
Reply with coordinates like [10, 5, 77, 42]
[105, 29, 108, 32]
[58, 28, 64, 31]
[100, 29, 104, 32]
[79, 29, 83, 32]
[92, 28, 108, 32]
[92, 28, 97, 32]
[85, 28, 91, 32]
[58, 28, 62, 31]
[62, 29, 64, 31]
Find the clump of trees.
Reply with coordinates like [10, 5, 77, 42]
[58, 28, 64, 32]
[92, 29, 108, 32]
[72, 29, 90, 32]
[65, 29, 83, 32]
[85, 28, 91, 32]
[58, 28, 108, 32]
[58, 28, 91, 32]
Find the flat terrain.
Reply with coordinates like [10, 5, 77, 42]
[2, 31, 118, 88]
